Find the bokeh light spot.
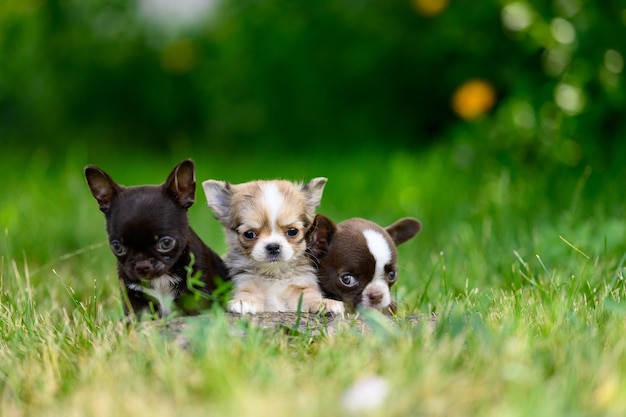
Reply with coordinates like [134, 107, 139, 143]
[139, 0, 218, 28]
[542, 47, 572, 76]
[511, 101, 536, 135]
[551, 18, 576, 44]
[554, 83, 585, 115]
[604, 49, 624, 74]
[501, 2, 533, 32]
[411, 0, 449, 17]
[554, 0, 581, 18]
[451, 79, 497, 121]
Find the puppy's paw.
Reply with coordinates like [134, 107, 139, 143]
[318, 298, 345, 315]
[228, 298, 260, 314]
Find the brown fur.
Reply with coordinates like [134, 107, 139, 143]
[308, 215, 421, 313]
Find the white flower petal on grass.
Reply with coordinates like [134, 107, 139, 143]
[341, 375, 390, 413]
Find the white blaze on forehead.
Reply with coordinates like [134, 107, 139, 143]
[362, 229, 393, 308]
[261, 182, 285, 227]
[251, 182, 296, 264]
[363, 229, 392, 274]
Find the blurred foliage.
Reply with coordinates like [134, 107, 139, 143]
[1, 0, 624, 170]
[2, 0, 626, 306]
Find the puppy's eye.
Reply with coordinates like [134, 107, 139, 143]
[243, 230, 257, 240]
[110, 240, 127, 256]
[387, 271, 397, 283]
[156, 236, 176, 253]
[286, 228, 299, 237]
[340, 273, 358, 288]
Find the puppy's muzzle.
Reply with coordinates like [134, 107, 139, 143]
[367, 290, 384, 305]
[132, 259, 165, 279]
[265, 243, 281, 256]
[134, 260, 154, 277]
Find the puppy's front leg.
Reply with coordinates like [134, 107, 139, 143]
[320, 298, 345, 315]
[293, 287, 345, 315]
[227, 291, 263, 314]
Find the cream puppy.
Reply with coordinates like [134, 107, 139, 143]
[202, 177, 344, 315]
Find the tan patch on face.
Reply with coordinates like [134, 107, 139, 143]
[229, 180, 313, 263]
[233, 181, 306, 226]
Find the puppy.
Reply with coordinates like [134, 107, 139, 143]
[85, 159, 229, 318]
[308, 215, 421, 313]
[202, 178, 344, 315]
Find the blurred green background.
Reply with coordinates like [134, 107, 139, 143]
[2, 0, 624, 159]
[1, 0, 625, 312]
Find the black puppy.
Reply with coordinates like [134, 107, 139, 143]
[85, 159, 229, 318]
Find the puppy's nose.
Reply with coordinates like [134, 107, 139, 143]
[368, 291, 383, 305]
[266, 243, 281, 255]
[134, 260, 153, 276]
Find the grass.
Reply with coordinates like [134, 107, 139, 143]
[2, 143, 626, 416]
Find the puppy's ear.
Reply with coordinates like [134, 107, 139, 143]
[307, 214, 336, 258]
[164, 159, 196, 209]
[302, 177, 327, 219]
[84, 166, 124, 213]
[386, 218, 421, 245]
[202, 179, 232, 220]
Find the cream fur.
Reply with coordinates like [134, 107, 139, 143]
[203, 178, 344, 314]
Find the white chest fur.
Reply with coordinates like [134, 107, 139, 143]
[127, 274, 181, 316]
[227, 269, 339, 314]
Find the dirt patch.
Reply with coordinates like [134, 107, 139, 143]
[142, 311, 434, 348]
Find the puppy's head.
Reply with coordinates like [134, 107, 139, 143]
[203, 178, 326, 269]
[309, 215, 421, 312]
[85, 159, 196, 281]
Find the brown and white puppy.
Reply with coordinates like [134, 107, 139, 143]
[202, 178, 344, 315]
[308, 215, 421, 313]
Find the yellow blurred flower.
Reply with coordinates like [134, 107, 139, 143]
[451, 79, 497, 120]
[411, 0, 449, 17]
[593, 376, 618, 408]
[161, 40, 197, 74]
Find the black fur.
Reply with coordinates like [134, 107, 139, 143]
[85, 159, 229, 317]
